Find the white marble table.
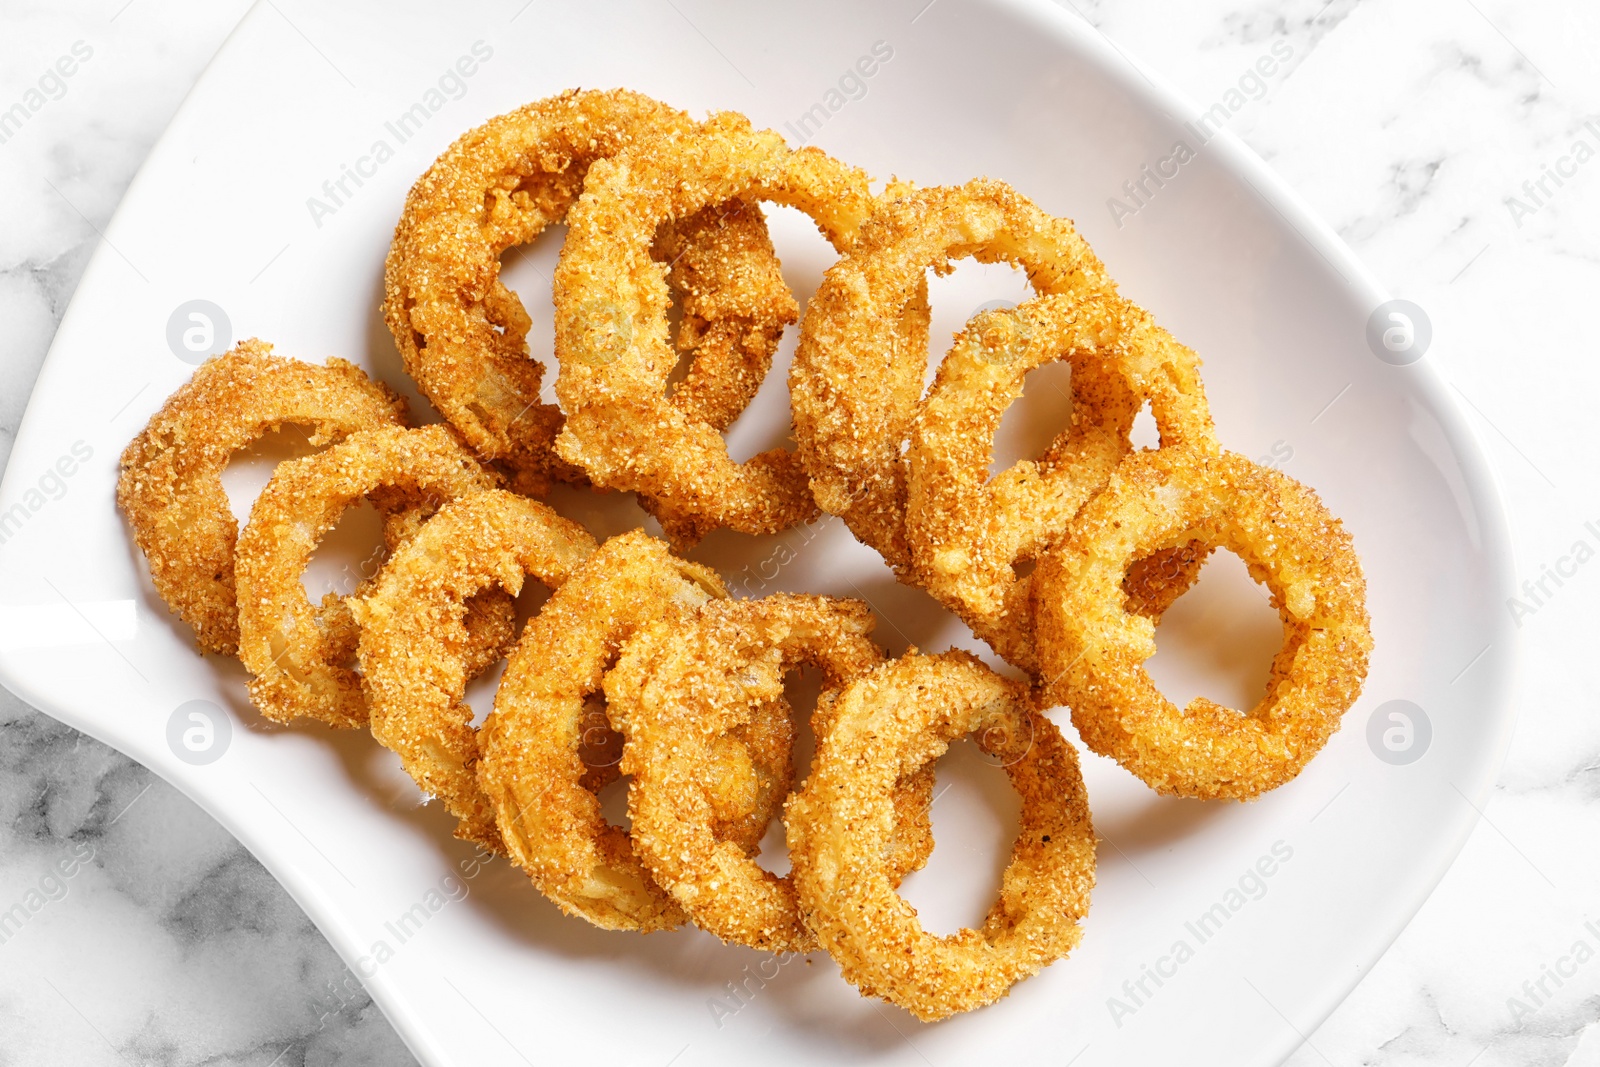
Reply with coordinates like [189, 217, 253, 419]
[2, 1, 1595, 1063]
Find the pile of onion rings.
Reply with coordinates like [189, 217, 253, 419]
[118, 88, 1370, 1022]
[606, 593, 936, 953]
[234, 424, 513, 729]
[383, 88, 796, 502]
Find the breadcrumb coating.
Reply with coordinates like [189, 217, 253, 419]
[788, 651, 1096, 1021]
[355, 489, 595, 850]
[383, 89, 794, 496]
[791, 179, 1113, 576]
[905, 292, 1216, 670]
[609, 594, 936, 952]
[116, 339, 405, 655]
[477, 531, 790, 932]
[1032, 448, 1372, 798]
[118, 89, 1373, 1020]
[234, 425, 506, 728]
[553, 110, 884, 544]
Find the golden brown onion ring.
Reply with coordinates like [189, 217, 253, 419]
[116, 340, 405, 656]
[477, 530, 792, 931]
[906, 293, 1217, 670]
[609, 594, 936, 952]
[1032, 448, 1372, 798]
[234, 425, 504, 729]
[791, 179, 1114, 576]
[553, 110, 886, 546]
[788, 651, 1096, 1021]
[355, 489, 595, 851]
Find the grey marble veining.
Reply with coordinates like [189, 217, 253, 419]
[2, 1, 1597, 1065]
[0, 700, 415, 1066]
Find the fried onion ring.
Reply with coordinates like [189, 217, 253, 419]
[117, 340, 406, 656]
[906, 293, 1217, 670]
[791, 179, 1114, 575]
[384, 89, 796, 495]
[609, 594, 936, 952]
[234, 425, 507, 729]
[355, 489, 595, 850]
[477, 530, 791, 931]
[1032, 448, 1372, 798]
[788, 651, 1095, 1021]
[553, 111, 886, 545]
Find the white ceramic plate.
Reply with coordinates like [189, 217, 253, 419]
[0, 0, 1516, 1063]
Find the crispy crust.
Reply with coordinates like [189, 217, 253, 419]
[234, 425, 504, 728]
[791, 180, 1114, 576]
[477, 531, 791, 932]
[354, 489, 594, 851]
[1032, 449, 1373, 798]
[116, 340, 406, 655]
[906, 293, 1217, 670]
[552, 110, 884, 545]
[383, 89, 795, 495]
[609, 594, 938, 952]
[788, 651, 1096, 1021]
[120, 89, 1374, 1017]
